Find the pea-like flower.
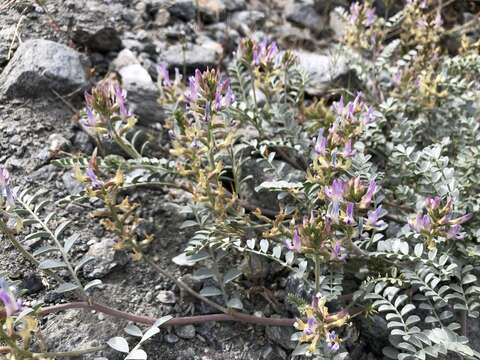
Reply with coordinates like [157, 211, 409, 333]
[325, 179, 345, 222]
[360, 179, 376, 208]
[114, 85, 130, 118]
[330, 241, 347, 262]
[157, 63, 171, 86]
[341, 139, 354, 158]
[0, 279, 21, 317]
[304, 316, 317, 335]
[314, 128, 327, 155]
[286, 226, 301, 252]
[365, 206, 386, 229]
[344, 202, 355, 225]
[326, 330, 340, 351]
[409, 214, 432, 233]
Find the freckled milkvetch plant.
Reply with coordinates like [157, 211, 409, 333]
[1, 1, 480, 359]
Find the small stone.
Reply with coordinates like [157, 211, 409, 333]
[164, 333, 179, 344]
[48, 133, 71, 154]
[83, 237, 129, 279]
[175, 324, 196, 339]
[0, 39, 88, 99]
[168, 0, 196, 21]
[62, 171, 84, 196]
[156, 290, 176, 304]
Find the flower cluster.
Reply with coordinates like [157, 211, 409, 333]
[294, 294, 350, 355]
[184, 68, 235, 121]
[343, 1, 383, 53]
[409, 196, 473, 249]
[81, 78, 136, 137]
[240, 38, 279, 68]
[0, 279, 21, 317]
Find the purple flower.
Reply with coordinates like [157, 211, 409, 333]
[360, 179, 376, 208]
[115, 85, 129, 118]
[330, 241, 347, 261]
[314, 128, 327, 155]
[363, 7, 376, 26]
[366, 206, 386, 229]
[332, 96, 344, 116]
[409, 214, 432, 233]
[326, 330, 340, 351]
[447, 224, 463, 239]
[344, 202, 355, 225]
[303, 316, 317, 335]
[325, 179, 345, 202]
[168, 129, 176, 140]
[425, 196, 441, 211]
[286, 226, 301, 252]
[214, 90, 223, 111]
[361, 106, 375, 124]
[0, 279, 21, 317]
[223, 85, 235, 107]
[266, 41, 278, 61]
[85, 163, 102, 189]
[349, 3, 361, 23]
[325, 179, 345, 222]
[0, 166, 15, 206]
[185, 70, 202, 103]
[342, 139, 354, 157]
[450, 213, 473, 225]
[157, 63, 171, 86]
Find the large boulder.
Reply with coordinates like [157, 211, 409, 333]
[113, 49, 164, 124]
[0, 39, 88, 99]
[295, 49, 352, 96]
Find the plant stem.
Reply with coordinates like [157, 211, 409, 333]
[314, 254, 321, 293]
[1, 301, 295, 327]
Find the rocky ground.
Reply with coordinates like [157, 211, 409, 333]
[0, 0, 391, 359]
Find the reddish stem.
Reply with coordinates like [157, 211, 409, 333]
[1, 301, 295, 327]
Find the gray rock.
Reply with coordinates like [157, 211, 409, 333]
[164, 333, 180, 344]
[285, 1, 326, 32]
[83, 237, 129, 279]
[265, 319, 296, 350]
[295, 49, 351, 96]
[159, 42, 221, 72]
[73, 26, 122, 53]
[168, 0, 196, 21]
[62, 171, 84, 195]
[0, 39, 88, 99]
[113, 50, 164, 124]
[175, 324, 196, 339]
[48, 133, 71, 154]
